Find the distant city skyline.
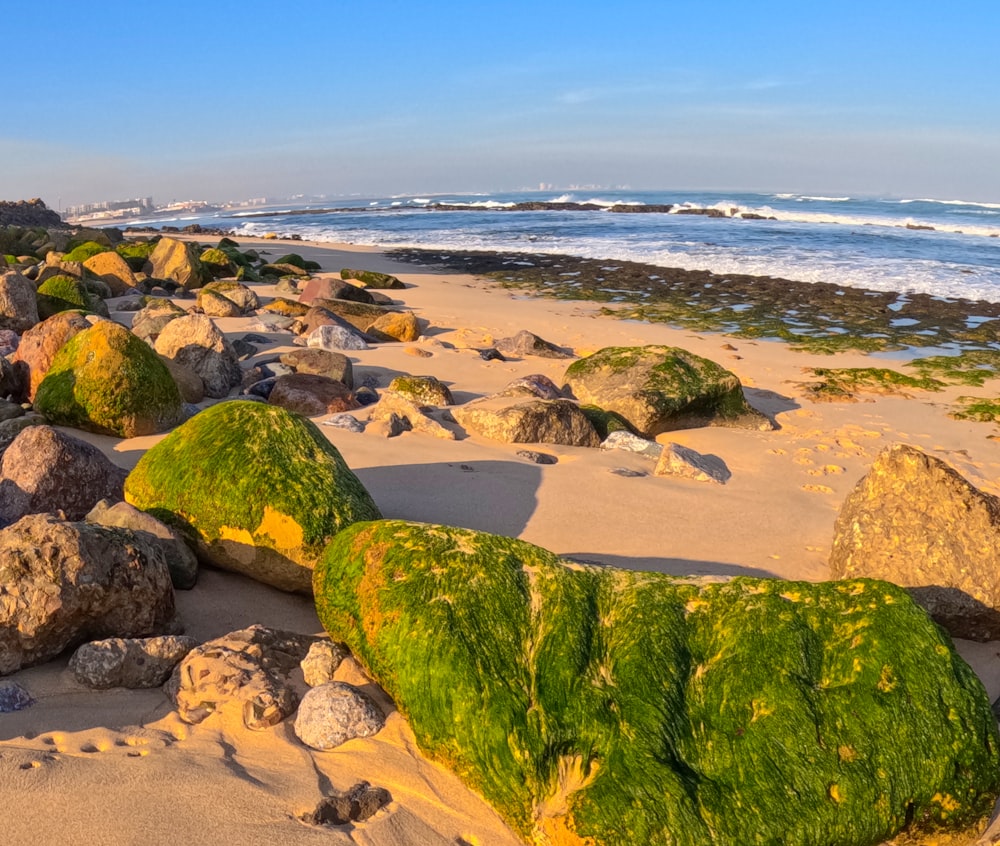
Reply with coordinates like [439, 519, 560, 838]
[5, 1, 999, 209]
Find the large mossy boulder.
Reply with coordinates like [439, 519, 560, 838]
[124, 401, 381, 593]
[315, 520, 1000, 846]
[143, 236, 212, 289]
[34, 321, 185, 438]
[36, 274, 107, 319]
[563, 345, 772, 437]
[339, 268, 405, 289]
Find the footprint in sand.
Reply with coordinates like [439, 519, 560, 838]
[802, 484, 835, 494]
[807, 465, 846, 476]
[766, 448, 787, 456]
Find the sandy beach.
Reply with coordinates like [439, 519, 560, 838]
[3, 236, 1000, 845]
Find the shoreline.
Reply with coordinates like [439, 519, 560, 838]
[4, 234, 1000, 844]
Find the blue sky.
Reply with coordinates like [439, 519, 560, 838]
[5, 1, 998, 207]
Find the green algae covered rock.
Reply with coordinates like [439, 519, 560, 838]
[125, 401, 381, 593]
[116, 239, 157, 272]
[34, 321, 185, 438]
[36, 274, 106, 319]
[315, 520, 1000, 846]
[61, 240, 109, 263]
[564, 345, 772, 437]
[339, 268, 405, 289]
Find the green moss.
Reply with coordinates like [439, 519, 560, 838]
[950, 396, 1000, 423]
[387, 375, 453, 406]
[34, 321, 184, 437]
[275, 253, 321, 272]
[579, 404, 635, 438]
[908, 350, 1000, 387]
[62, 241, 110, 263]
[36, 274, 96, 319]
[340, 267, 405, 289]
[315, 521, 1000, 846]
[799, 367, 946, 401]
[199, 247, 235, 277]
[116, 239, 157, 272]
[124, 401, 381, 592]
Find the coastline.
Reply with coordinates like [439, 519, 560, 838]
[3, 234, 1000, 844]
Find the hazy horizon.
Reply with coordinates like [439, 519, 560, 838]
[6, 2, 999, 209]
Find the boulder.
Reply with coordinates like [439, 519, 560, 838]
[293, 682, 385, 750]
[367, 310, 422, 343]
[315, 520, 1000, 846]
[124, 401, 381, 593]
[144, 236, 212, 289]
[339, 268, 405, 289]
[86, 498, 199, 590]
[279, 348, 353, 387]
[197, 288, 242, 317]
[0, 414, 45, 459]
[267, 373, 361, 417]
[496, 374, 564, 400]
[69, 635, 198, 689]
[387, 375, 454, 406]
[153, 313, 242, 399]
[368, 393, 455, 440]
[165, 625, 320, 728]
[82, 250, 139, 296]
[36, 274, 107, 319]
[830, 444, 1000, 640]
[453, 397, 600, 446]
[563, 345, 773, 437]
[0, 270, 39, 332]
[10, 310, 104, 401]
[309, 298, 396, 333]
[198, 247, 236, 278]
[0, 513, 176, 674]
[34, 321, 185, 438]
[0, 426, 127, 524]
[299, 277, 376, 305]
[495, 329, 571, 359]
[197, 280, 259, 314]
[158, 354, 205, 404]
[260, 297, 310, 318]
[130, 297, 186, 344]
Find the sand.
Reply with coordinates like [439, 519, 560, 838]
[2, 236, 999, 844]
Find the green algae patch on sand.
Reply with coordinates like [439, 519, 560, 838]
[34, 321, 185, 438]
[950, 396, 1000, 423]
[125, 401, 381, 593]
[564, 345, 772, 437]
[797, 367, 946, 402]
[315, 520, 1000, 846]
[908, 350, 1000, 388]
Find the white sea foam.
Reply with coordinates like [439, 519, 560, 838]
[899, 198, 1000, 210]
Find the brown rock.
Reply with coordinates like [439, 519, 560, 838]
[259, 298, 310, 318]
[279, 348, 353, 387]
[82, 251, 139, 296]
[10, 310, 104, 401]
[368, 393, 455, 440]
[453, 398, 600, 446]
[165, 625, 321, 728]
[0, 513, 176, 674]
[158, 354, 205, 404]
[654, 442, 731, 484]
[268, 373, 360, 416]
[0, 425, 127, 524]
[495, 329, 571, 359]
[144, 237, 212, 289]
[0, 270, 40, 332]
[829, 443, 1000, 640]
[299, 277, 375, 305]
[387, 375, 454, 406]
[368, 311, 422, 343]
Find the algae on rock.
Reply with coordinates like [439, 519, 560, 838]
[34, 321, 185, 438]
[125, 401, 381, 593]
[315, 520, 1000, 846]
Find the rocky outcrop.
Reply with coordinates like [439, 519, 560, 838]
[0, 199, 62, 228]
[315, 520, 1000, 846]
[153, 313, 242, 398]
[34, 320, 185, 437]
[0, 426, 127, 524]
[830, 443, 1000, 640]
[453, 397, 600, 446]
[165, 625, 320, 728]
[124, 401, 381, 593]
[563, 345, 773, 437]
[0, 513, 176, 674]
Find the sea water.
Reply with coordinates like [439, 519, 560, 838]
[142, 191, 1000, 303]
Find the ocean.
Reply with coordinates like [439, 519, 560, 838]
[137, 190, 1000, 304]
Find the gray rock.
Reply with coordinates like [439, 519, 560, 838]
[387, 375, 454, 406]
[322, 413, 365, 433]
[300, 640, 349, 687]
[496, 373, 564, 400]
[600, 430, 664, 459]
[0, 513, 176, 674]
[0, 270, 40, 332]
[279, 348, 353, 386]
[494, 329, 571, 359]
[453, 398, 600, 447]
[154, 313, 242, 399]
[85, 499, 199, 590]
[516, 450, 558, 465]
[302, 782, 392, 826]
[302, 324, 369, 352]
[293, 681, 385, 750]
[0, 328, 19, 357]
[166, 625, 321, 729]
[69, 635, 198, 689]
[610, 467, 647, 477]
[654, 442, 731, 484]
[368, 393, 454, 439]
[0, 681, 33, 712]
[0, 425, 128, 524]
